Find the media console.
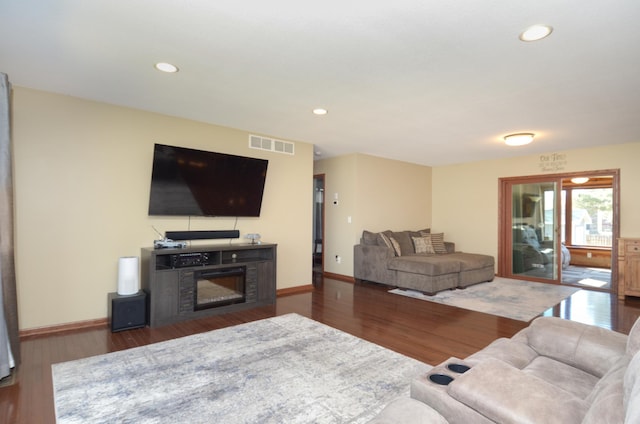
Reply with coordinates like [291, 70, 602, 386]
[141, 243, 277, 327]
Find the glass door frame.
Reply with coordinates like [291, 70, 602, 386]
[497, 169, 620, 290]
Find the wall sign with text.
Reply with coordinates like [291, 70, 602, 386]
[538, 153, 567, 172]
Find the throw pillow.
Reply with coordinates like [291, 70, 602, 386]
[378, 233, 401, 256]
[389, 237, 402, 257]
[412, 236, 436, 254]
[378, 232, 392, 249]
[429, 232, 448, 254]
[420, 231, 448, 254]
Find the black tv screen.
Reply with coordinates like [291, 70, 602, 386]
[148, 144, 268, 217]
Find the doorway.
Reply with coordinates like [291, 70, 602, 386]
[498, 169, 620, 293]
[313, 174, 325, 274]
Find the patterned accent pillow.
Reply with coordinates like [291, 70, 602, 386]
[388, 237, 402, 256]
[429, 233, 448, 254]
[412, 236, 436, 254]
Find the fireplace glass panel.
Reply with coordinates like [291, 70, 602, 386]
[194, 267, 245, 310]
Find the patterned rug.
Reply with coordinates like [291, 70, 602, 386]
[52, 314, 430, 424]
[389, 277, 580, 322]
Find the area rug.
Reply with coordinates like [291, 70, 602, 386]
[389, 277, 580, 322]
[52, 314, 430, 424]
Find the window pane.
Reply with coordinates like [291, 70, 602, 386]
[571, 188, 612, 247]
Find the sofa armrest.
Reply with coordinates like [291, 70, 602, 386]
[526, 317, 628, 377]
[354, 244, 396, 285]
[448, 358, 587, 424]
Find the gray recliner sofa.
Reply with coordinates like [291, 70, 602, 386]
[368, 316, 640, 423]
[354, 229, 495, 294]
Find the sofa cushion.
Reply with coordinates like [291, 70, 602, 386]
[380, 231, 412, 256]
[362, 230, 379, 246]
[527, 317, 627, 377]
[523, 356, 599, 399]
[447, 252, 494, 270]
[465, 337, 538, 369]
[388, 255, 460, 276]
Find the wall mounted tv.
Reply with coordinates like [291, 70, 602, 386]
[148, 143, 268, 217]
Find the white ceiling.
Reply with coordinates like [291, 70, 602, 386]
[1, 0, 639, 166]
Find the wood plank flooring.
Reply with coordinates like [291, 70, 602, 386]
[2, 276, 640, 424]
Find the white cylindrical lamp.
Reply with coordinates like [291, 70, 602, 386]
[117, 256, 140, 295]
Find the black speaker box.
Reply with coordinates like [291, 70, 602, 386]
[109, 291, 147, 332]
[165, 230, 240, 240]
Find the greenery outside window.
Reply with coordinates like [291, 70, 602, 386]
[555, 182, 613, 248]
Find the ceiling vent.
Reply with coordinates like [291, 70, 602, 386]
[249, 135, 295, 155]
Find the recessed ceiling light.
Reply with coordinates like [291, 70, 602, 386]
[154, 62, 179, 73]
[313, 108, 328, 116]
[504, 133, 535, 146]
[519, 25, 553, 42]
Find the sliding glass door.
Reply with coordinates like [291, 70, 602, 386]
[499, 176, 561, 282]
[499, 170, 620, 289]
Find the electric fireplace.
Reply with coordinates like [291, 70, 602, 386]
[143, 244, 276, 327]
[193, 267, 246, 310]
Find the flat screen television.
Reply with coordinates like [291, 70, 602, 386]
[148, 143, 268, 217]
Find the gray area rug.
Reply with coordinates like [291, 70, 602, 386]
[389, 277, 580, 322]
[52, 314, 430, 424]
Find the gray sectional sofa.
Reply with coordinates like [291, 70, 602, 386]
[368, 316, 640, 424]
[354, 229, 495, 294]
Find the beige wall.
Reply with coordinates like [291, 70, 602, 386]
[314, 153, 432, 276]
[12, 87, 313, 330]
[315, 143, 640, 280]
[432, 143, 640, 260]
[14, 87, 637, 329]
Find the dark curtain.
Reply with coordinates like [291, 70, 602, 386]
[0, 72, 20, 379]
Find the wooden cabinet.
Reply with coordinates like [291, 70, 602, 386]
[141, 243, 277, 327]
[618, 238, 640, 299]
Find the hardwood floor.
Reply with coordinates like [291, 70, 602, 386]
[2, 276, 640, 424]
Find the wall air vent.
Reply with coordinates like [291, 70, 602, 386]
[249, 135, 295, 155]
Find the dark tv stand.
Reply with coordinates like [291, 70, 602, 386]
[141, 243, 277, 327]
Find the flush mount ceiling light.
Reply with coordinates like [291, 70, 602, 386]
[313, 108, 328, 116]
[504, 133, 535, 146]
[571, 177, 590, 184]
[154, 62, 179, 73]
[519, 25, 553, 42]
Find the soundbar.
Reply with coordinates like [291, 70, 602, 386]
[165, 230, 240, 241]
